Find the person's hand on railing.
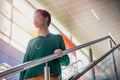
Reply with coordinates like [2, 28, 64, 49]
[54, 49, 63, 57]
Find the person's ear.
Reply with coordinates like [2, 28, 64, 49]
[45, 17, 48, 24]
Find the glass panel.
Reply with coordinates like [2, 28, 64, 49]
[114, 47, 120, 79]
[11, 23, 33, 48]
[94, 54, 116, 80]
[73, 46, 120, 80]
[13, 9, 36, 37]
[0, 33, 9, 43]
[10, 40, 26, 53]
[11, 23, 33, 52]
[0, 14, 11, 36]
[0, 0, 12, 19]
[94, 47, 120, 80]
[62, 49, 90, 80]
[13, 0, 35, 21]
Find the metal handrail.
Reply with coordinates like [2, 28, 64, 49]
[62, 59, 82, 70]
[0, 35, 116, 79]
[71, 44, 120, 80]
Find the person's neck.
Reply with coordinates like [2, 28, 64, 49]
[38, 28, 50, 37]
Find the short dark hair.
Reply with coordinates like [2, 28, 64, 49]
[35, 9, 51, 26]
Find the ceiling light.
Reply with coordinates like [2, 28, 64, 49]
[90, 9, 100, 21]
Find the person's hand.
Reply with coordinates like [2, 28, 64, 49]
[54, 49, 63, 57]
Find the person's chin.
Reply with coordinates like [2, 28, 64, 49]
[35, 26, 39, 28]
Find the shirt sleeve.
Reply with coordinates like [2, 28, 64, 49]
[19, 39, 32, 80]
[57, 35, 70, 66]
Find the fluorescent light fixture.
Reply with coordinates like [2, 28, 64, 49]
[90, 9, 100, 21]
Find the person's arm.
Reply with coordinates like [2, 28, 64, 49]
[19, 40, 32, 80]
[56, 35, 70, 66]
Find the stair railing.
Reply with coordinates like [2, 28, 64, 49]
[0, 35, 116, 79]
[71, 43, 120, 80]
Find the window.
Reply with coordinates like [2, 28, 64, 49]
[11, 23, 33, 52]
[0, 14, 11, 37]
[0, 0, 12, 19]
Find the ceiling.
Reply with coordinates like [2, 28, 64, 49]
[34, 0, 120, 58]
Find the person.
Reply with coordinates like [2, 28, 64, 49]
[19, 9, 70, 80]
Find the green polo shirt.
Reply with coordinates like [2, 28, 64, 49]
[19, 33, 70, 80]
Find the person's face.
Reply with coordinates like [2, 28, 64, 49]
[33, 12, 47, 28]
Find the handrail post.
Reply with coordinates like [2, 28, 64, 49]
[89, 46, 96, 80]
[44, 62, 50, 80]
[108, 33, 117, 45]
[109, 40, 118, 80]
